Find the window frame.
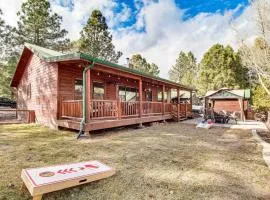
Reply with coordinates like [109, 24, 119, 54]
[26, 84, 31, 100]
[118, 85, 138, 102]
[74, 79, 83, 100]
[92, 81, 105, 100]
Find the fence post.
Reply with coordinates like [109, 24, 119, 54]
[267, 111, 270, 129]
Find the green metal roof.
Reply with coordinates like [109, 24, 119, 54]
[205, 88, 250, 99]
[24, 43, 195, 91]
[25, 43, 65, 58]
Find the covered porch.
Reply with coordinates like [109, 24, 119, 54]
[57, 61, 193, 132]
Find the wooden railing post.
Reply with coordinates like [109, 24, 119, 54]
[118, 99, 122, 119]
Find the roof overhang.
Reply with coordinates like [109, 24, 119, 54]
[205, 89, 244, 100]
[10, 47, 33, 87]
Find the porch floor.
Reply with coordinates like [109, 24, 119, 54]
[57, 114, 179, 132]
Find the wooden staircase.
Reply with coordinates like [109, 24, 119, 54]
[171, 111, 187, 121]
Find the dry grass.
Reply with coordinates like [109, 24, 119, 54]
[0, 123, 270, 200]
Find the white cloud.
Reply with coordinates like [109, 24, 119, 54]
[0, 0, 257, 78]
[113, 0, 257, 78]
[0, 0, 24, 26]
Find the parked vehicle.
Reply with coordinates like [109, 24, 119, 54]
[0, 97, 16, 108]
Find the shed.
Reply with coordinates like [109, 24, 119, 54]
[204, 88, 251, 120]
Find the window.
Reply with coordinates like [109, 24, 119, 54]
[27, 84, 31, 99]
[74, 79, 83, 100]
[145, 90, 152, 101]
[93, 82, 105, 100]
[158, 91, 167, 102]
[119, 86, 137, 102]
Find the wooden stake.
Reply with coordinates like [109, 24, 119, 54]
[33, 195, 42, 200]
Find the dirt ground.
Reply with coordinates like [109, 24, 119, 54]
[0, 123, 270, 200]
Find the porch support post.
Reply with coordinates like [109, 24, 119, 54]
[177, 88, 180, 122]
[85, 69, 91, 123]
[162, 85, 165, 116]
[139, 78, 143, 126]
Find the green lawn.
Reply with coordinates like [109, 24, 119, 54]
[0, 123, 270, 200]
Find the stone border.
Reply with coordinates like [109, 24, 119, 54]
[252, 129, 270, 169]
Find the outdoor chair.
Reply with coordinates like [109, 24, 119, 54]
[214, 111, 229, 124]
[228, 112, 238, 124]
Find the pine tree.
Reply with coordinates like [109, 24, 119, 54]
[198, 44, 249, 95]
[0, 57, 17, 99]
[0, 9, 12, 59]
[169, 51, 197, 87]
[129, 54, 160, 76]
[15, 0, 69, 49]
[0, 9, 5, 58]
[79, 10, 122, 63]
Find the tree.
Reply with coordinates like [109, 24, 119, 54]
[79, 10, 122, 63]
[15, 0, 69, 49]
[129, 54, 160, 76]
[239, 0, 270, 96]
[252, 84, 270, 111]
[169, 51, 197, 87]
[0, 57, 17, 99]
[0, 9, 5, 58]
[197, 44, 248, 95]
[0, 9, 13, 59]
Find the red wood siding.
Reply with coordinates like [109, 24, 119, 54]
[214, 99, 248, 112]
[58, 64, 172, 102]
[17, 54, 58, 128]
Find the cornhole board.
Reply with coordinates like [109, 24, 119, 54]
[21, 160, 115, 200]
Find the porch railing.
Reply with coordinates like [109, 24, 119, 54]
[61, 100, 83, 119]
[142, 101, 163, 115]
[91, 100, 118, 119]
[121, 101, 139, 118]
[59, 99, 192, 120]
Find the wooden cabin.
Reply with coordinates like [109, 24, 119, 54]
[10, 43, 195, 133]
[204, 88, 251, 120]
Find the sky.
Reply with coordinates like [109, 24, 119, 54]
[0, 0, 257, 78]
